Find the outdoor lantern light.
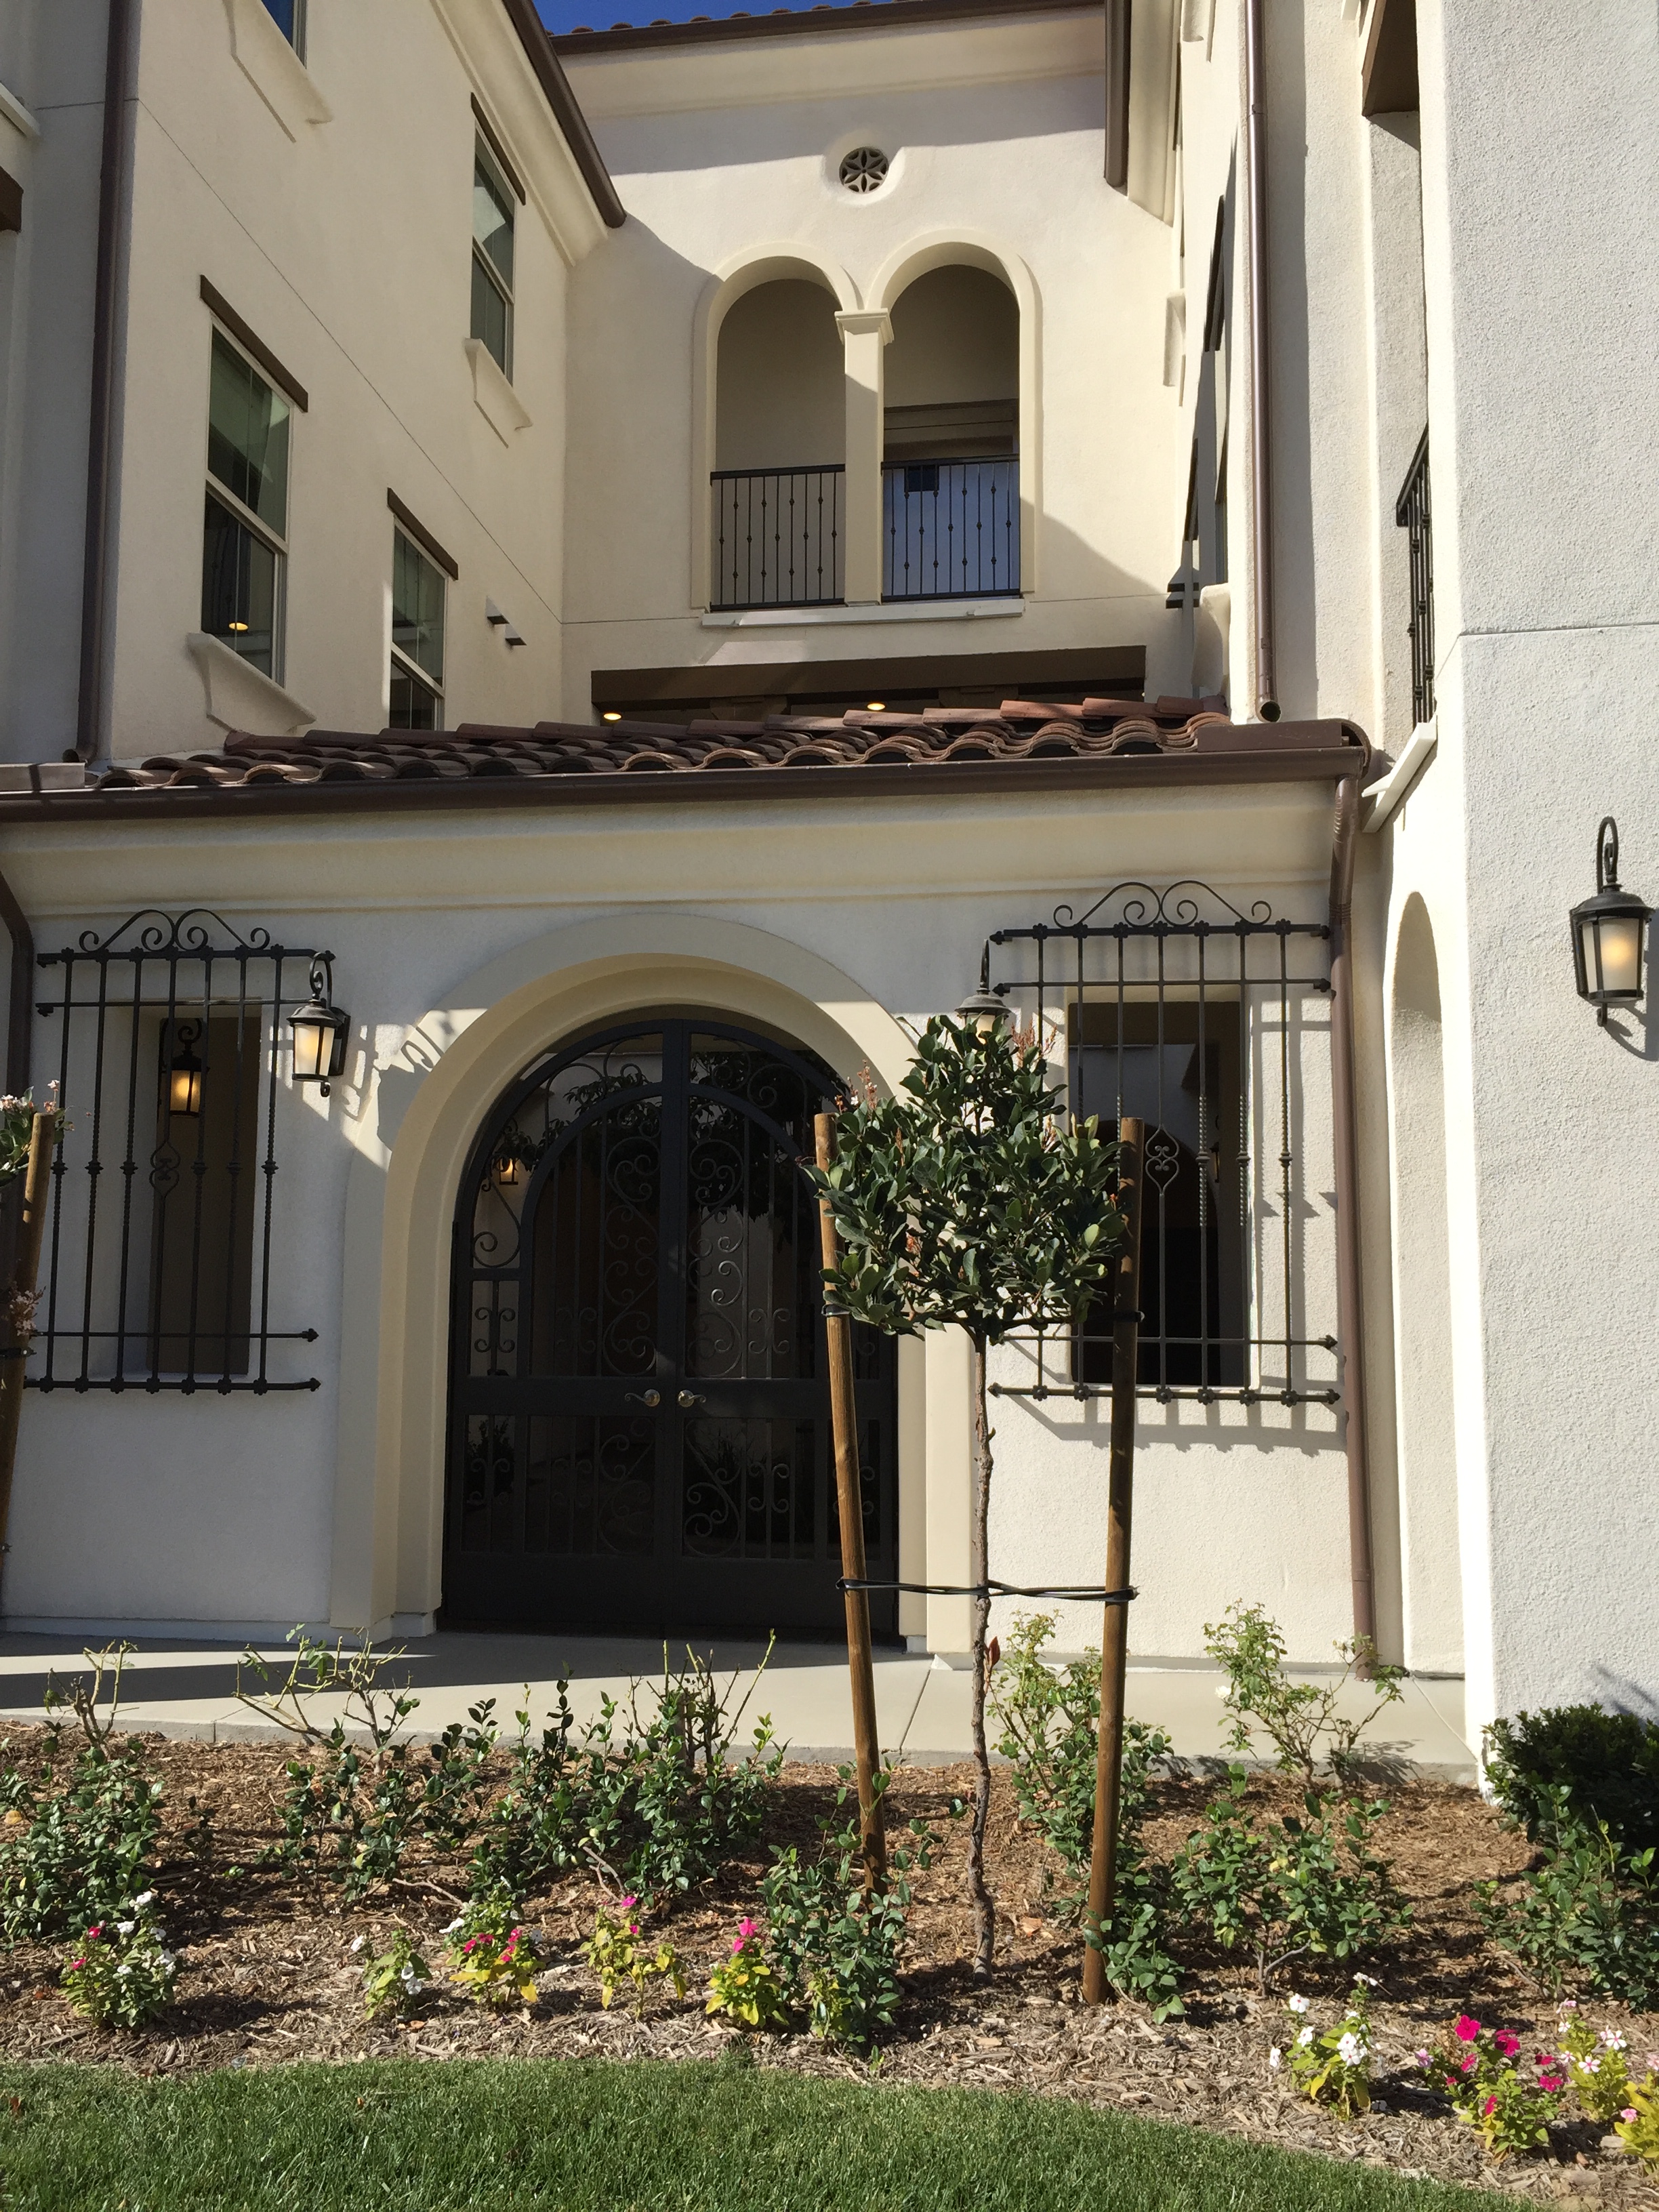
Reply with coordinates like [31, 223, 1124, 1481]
[1570, 817, 1649, 1025]
[289, 954, 351, 1094]
[956, 944, 1012, 1033]
[166, 1025, 204, 1118]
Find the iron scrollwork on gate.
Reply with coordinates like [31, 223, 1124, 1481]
[30, 909, 324, 1394]
[987, 878, 1340, 1408]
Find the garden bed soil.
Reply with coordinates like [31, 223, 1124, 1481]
[0, 1727, 1654, 2206]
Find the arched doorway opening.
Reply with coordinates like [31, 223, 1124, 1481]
[443, 1015, 897, 1637]
[713, 278, 846, 610]
[1388, 897, 1464, 1673]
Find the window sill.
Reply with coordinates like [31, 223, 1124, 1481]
[465, 337, 532, 446]
[222, 0, 331, 140]
[187, 632, 315, 738]
[701, 598, 1025, 630]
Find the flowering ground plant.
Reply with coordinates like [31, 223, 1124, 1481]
[60, 1892, 176, 2029]
[705, 1917, 787, 2030]
[1268, 1976, 1374, 2117]
[443, 1884, 541, 2010]
[1416, 2012, 1565, 2159]
[1552, 2000, 1642, 2125]
[1613, 2074, 1659, 2171]
[354, 1927, 432, 2021]
[584, 1896, 684, 2018]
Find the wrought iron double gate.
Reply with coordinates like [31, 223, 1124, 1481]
[444, 1019, 897, 1636]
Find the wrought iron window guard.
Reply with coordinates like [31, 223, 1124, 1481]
[882, 455, 1019, 600]
[30, 909, 324, 1395]
[710, 465, 844, 611]
[985, 878, 1340, 1408]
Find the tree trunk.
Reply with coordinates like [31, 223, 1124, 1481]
[966, 1331, 996, 1978]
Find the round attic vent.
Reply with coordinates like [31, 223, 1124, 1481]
[838, 146, 890, 194]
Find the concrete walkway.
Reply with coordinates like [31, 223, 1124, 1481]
[0, 1633, 1479, 1781]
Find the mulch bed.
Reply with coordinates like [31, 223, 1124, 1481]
[0, 1726, 1654, 2206]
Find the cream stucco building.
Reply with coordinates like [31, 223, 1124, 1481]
[0, 0, 1654, 1756]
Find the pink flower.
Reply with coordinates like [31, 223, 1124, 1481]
[1454, 2015, 1481, 2043]
[1481, 2096, 1497, 2118]
[1539, 2074, 1565, 2094]
[68, 1959, 85, 1972]
[619, 1897, 637, 1912]
[1494, 2031, 1519, 2057]
[1622, 2109, 1639, 2124]
[1412, 2049, 1431, 2068]
[1460, 2054, 1478, 2074]
[462, 1936, 480, 1954]
[86, 1927, 102, 1942]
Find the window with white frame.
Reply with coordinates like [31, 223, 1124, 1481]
[260, 0, 306, 56]
[390, 529, 445, 729]
[201, 329, 291, 682]
[471, 138, 515, 379]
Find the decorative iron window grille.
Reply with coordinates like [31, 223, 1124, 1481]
[710, 466, 845, 611]
[30, 910, 323, 1395]
[986, 880, 1340, 1407]
[1395, 426, 1434, 726]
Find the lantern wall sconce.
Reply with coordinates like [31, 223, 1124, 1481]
[956, 943, 1012, 1032]
[165, 1022, 204, 1118]
[1570, 818, 1649, 1027]
[289, 954, 351, 1094]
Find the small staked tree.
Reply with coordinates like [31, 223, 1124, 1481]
[813, 1014, 1125, 1976]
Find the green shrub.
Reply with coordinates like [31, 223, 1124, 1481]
[356, 1929, 432, 2021]
[991, 1613, 1183, 2017]
[1204, 1603, 1403, 1786]
[1414, 2012, 1565, 2160]
[60, 1892, 177, 2029]
[1476, 1793, 1659, 2008]
[761, 1769, 945, 2049]
[1168, 1767, 1410, 1992]
[1482, 1705, 1659, 1850]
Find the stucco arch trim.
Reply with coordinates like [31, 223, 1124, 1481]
[690, 249, 862, 609]
[327, 913, 915, 1635]
[866, 232, 1042, 595]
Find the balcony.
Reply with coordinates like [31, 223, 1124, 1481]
[709, 457, 1021, 613]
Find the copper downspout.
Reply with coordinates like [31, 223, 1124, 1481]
[74, 0, 136, 765]
[1328, 769, 1376, 1649]
[1243, 0, 1279, 720]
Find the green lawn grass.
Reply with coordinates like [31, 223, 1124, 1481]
[0, 2057, 1510, 2212]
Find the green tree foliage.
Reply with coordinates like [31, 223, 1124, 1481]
[813, 1014, 1124, 1975]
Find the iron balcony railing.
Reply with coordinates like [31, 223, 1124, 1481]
[710, 465, 844, 611]
[884, 456, 1019, 600]
[1395, 427, 1434, 726]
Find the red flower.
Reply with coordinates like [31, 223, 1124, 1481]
[1481, 2095, 1497, 2118]
[1494, 2031, 1519, 2057]
[1454, 2015, 1481, 2043]
[1539, 2074, 1565, 2094]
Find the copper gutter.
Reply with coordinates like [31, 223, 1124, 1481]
[1328, 771, 1376, 1649]
[75, 0, 136, 765]
[1243, 0, 1279, 720]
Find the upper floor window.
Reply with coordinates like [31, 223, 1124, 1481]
[471, 139, 515, 379]
[261, 0, 306, 56]
[390, 529, 445, 729]
[471, 136, 517, 375]
[201, 329, 290, 680]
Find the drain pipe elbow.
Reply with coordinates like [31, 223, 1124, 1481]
[1328, 770, 1376, 1652]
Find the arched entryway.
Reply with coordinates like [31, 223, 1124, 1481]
[443, 1015, 897, 1637]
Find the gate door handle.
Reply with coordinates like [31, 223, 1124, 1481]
[625, 1389, 661, 1408]
[677, 1389, 704, 1410]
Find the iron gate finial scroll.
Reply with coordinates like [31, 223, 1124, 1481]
[985, 878, 1340, 1408]
[30, 908, 325, 1395]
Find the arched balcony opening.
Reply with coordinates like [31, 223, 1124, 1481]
[712, 279, 846, 611]
[882, 265, 1019, 600]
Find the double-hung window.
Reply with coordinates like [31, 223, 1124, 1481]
[471, 138, 515, 378]
[260, 0, 306, 55]
[201, 329, 291, 681]
[390, 530, 445, 729]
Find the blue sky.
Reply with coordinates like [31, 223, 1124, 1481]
[536, 0, 758, 31]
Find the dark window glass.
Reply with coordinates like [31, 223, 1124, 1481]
[471, 143, 514, 378]
[392, 531, 445, 684]
[260, 0, 306, 54]
[201, 491, 278, 675]
[471, 253, 511, 377]
[390, 659, 440, 731]
[207, 332, 289, 536]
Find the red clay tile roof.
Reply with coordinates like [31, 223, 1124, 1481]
[93, 699, 1362, 794]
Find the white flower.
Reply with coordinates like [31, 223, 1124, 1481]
[1337, 2033, 1367, 2067]
[1286, 1994, 1310, 2014]
[1296, 2026, 1314, 2047]
[115, 1963, 131, 1978]
[1584, 2055, 1601, 2075]
[1600, 2029, 1629, 2051]
[1268, 2047, 1282, 2071]
[1351, 1973, 1377, 1988]
[115, 1921, 135, 1938]
[131, 1892, 154, 1910]
[350, 1935, 366, 1953]
[442, 1918, 464, 1934]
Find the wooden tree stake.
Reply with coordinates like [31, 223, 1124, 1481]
[0, 1109, 56, 1604]
[1082, 1113, 1143, 2005]
[815, 1111, 886, 1889]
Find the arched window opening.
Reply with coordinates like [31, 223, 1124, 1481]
[712, 280, 845, 611]
[882, 266, 1019, 599]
